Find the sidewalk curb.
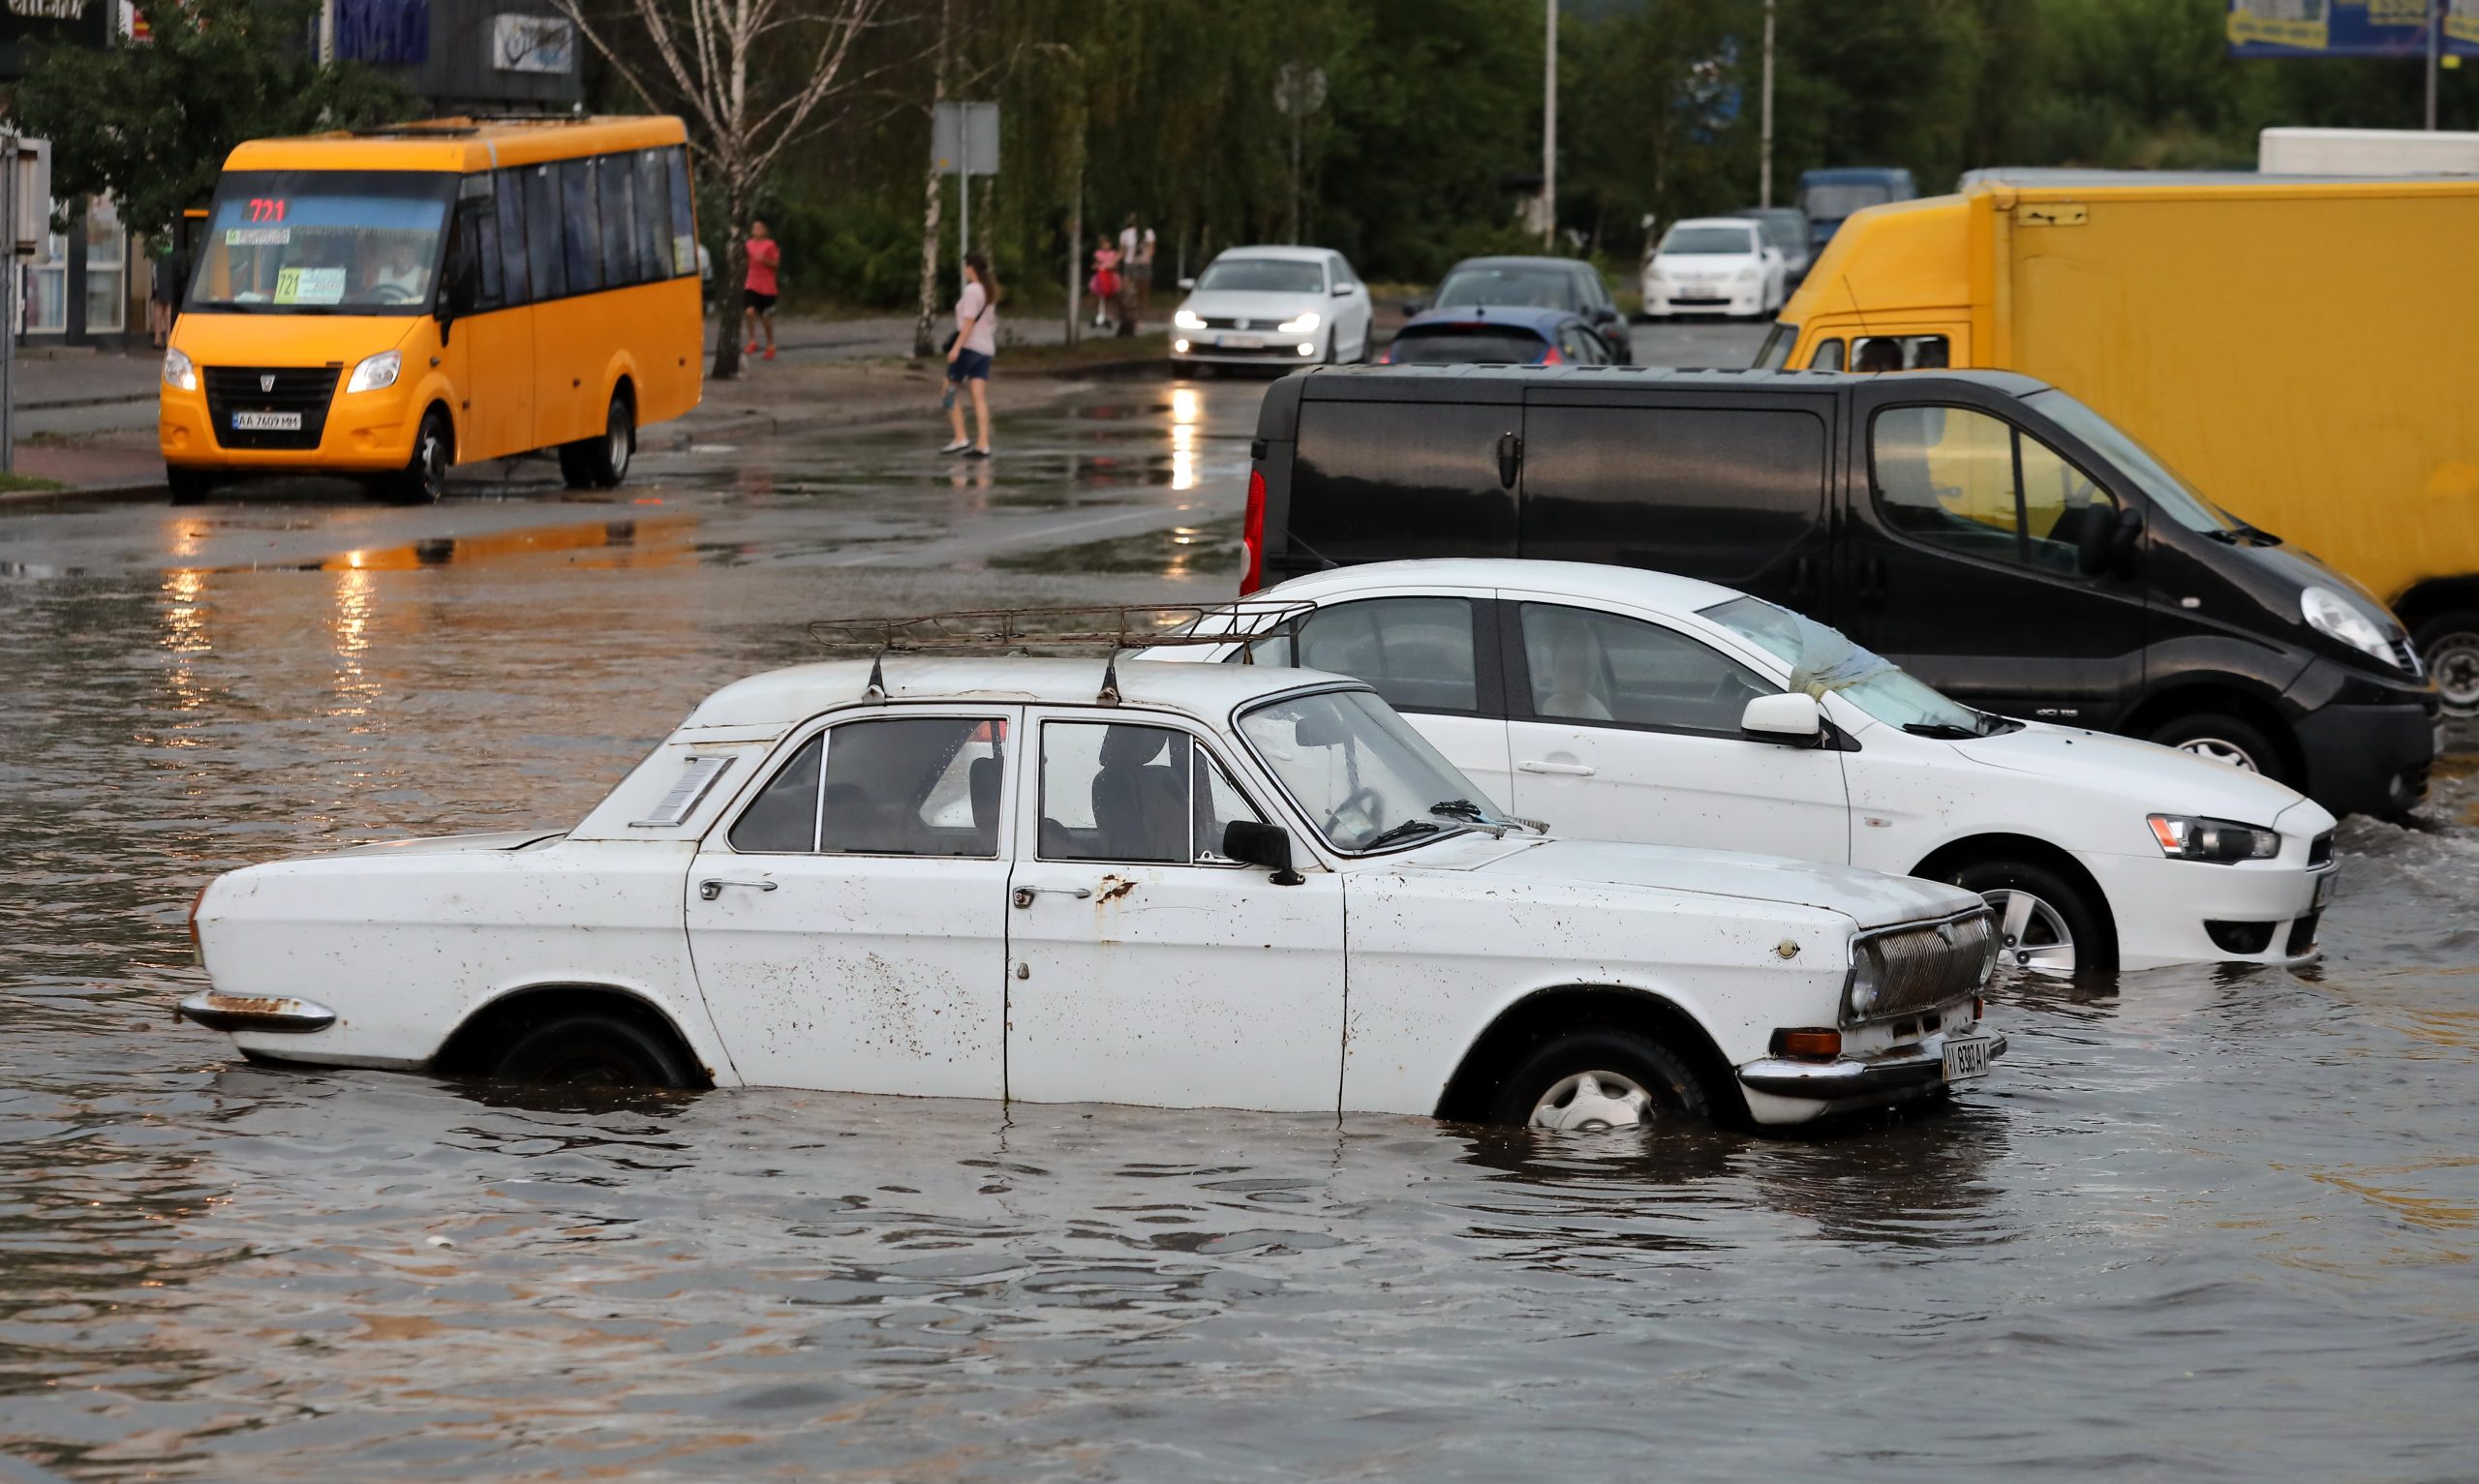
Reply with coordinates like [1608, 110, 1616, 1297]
[0, 480, 167, 509]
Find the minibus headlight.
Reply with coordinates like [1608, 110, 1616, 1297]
[161, 347, 198, 392]
[1276, 312, 1321, 335]
[2148, 813, 2280, 863]
[346, 350, 402, 395]
[2300, 586, 2402, 668]
[1174, 309, 1208, 331]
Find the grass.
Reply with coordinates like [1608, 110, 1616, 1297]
[0, 471, 65, 494]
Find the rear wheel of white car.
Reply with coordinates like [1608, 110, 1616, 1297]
[494, 1011, 694, 1089]
[1487, 1029, 1710, 1132]
[1946, 859, 2112, 976]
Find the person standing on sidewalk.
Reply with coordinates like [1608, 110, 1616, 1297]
[1089, 240, 1121, 332]
[1134, 221, 1157, 322]
[742, 221, 780, 362]
[941, 253, 999, 458]
[1116, 214, 1143, 335]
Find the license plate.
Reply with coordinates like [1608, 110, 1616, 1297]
[2312, 870, 2337, 911]
[1222, 335, 1262, 349]
[1942, 1036, 1994, 1084]
[231, 411, 302, 431]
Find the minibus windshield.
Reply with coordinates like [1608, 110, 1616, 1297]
[191, 170, 458, 315]
[2022, 389, 2239, 534]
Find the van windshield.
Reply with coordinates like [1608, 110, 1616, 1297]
[192, 170, 459, 314]
[1699, 595, 2014, 738]
[2022, 389, 2239, 534]
[1754, 322, 1795, 370]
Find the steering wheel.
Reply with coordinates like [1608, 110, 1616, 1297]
[1325, 786, 1386, 841]
[370, 284, 415, 304]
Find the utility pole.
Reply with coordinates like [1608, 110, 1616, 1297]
[1760, 0, 1776, 207]
[1, 130, 16, 476]
[1541, 0, 1557, 247]
[2426, 0, 2441, 132]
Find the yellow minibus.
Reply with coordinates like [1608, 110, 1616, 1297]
[161, 115, 703, 503]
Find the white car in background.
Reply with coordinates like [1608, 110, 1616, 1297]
[180, 654, 2004, 1131]
[1172, 247, 1376, 371]
[1641, 217, 1786, 319]
[1158, 560, 2340, 975]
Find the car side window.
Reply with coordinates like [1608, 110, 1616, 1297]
[730, 715, 1006, 857]
[1873, 406, 2117, 574]
[1039, 722, 1263, 864]
[1518, 603, 1772, 736]
[1249, 597, 1480, 713]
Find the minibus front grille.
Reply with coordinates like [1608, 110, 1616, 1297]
[204, 367, 341, 451]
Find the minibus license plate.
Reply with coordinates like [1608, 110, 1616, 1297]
[1222, 335, 1262, 349]
[232, 411, 302, 432]
[1943, 1036, 1993, 1084]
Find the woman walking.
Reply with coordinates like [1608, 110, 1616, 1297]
[942, 253, 999, 458]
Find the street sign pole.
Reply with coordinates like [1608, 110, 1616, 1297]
[2, 130, 16, 476]
[932, 102, 999, 277]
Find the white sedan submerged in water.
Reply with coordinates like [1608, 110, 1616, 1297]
[180, 656, 2004, 1129]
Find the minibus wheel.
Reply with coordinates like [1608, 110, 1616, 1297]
[2412, 612, 2479, 716]
[385, 409, 452, 504]
[560, 393, 633, 489]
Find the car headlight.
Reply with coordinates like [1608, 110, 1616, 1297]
[161, 347, 198, 392]
[2148, 813, 2280, 863]
[1276, 312, 1321, 335]
[1174, 309, 1207, 331]
[2300, 585, 2402, 668]
[345, 350, 402, 395]
[1843, 940, 1886, 1020]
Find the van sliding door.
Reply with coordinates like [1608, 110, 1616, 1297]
[1286, 389, 1519, 571]
[1516, 391, 1836, 620]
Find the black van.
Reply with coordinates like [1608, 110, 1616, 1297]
[1241, 365, 2438, 817]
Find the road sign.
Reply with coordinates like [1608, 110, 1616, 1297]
[933, 102, 999, 177]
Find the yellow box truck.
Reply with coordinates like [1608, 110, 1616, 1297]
[1760, 174, 2479, 714]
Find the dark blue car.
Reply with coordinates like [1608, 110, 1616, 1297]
[1380, 305, 1614, 366]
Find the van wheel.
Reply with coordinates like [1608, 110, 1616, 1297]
[1943, 859, 2112, 976]
[492, 1011, 692, 1089]
[2144, 711, 2291, 786]
[560, 392, 633, 489]
[384, 409, 451, 504]
[167, 467, 217, 505]
[1485, 1029, 1710, 1131]
[2413, 611, 2479, 716]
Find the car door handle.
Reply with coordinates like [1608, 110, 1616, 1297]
[698, 878, 778, 901]
[1516, 759, 1596, 776]
[1013, 886, 1093, 908]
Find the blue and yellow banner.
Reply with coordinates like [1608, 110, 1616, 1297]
[2228, 1, 2479, 56]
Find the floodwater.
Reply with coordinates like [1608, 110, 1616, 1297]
[3, 381, 2477, 1480]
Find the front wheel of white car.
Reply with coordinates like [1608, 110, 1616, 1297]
[1945, 859, 2113, 976]
[1487, 1029, 1711, 1131]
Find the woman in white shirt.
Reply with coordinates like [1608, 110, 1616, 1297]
[942, 254, 999, 458]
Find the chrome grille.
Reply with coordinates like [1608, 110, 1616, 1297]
[1864, 911, 1994, 1017]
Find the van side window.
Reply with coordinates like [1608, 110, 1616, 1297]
[1518, 406, 1828, 588]
[1291, 403, 1520, 562]
[524, 166, 566, 300]
[1256, 597, 1480, 714]
[1853, 335, 1949, 372]
[561, 159, 602, 293]
[1873, 407, 2117, 573]
[1810, 338, 1844, 372]
[1517, 603, 1770, 736]
[494, 168, 531, 305]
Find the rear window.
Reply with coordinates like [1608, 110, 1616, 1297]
[1432, 264, 1576, 310]
[1387, 325, 1547, 364]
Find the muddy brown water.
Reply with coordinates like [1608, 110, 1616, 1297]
[3, 385, 2476, 1480]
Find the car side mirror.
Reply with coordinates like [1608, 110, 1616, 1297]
[1222, 820, 1304, 885]
[1741, 691, 1822, 744]
[1401, 299, 1428, 318]
[1178, 276, 1197, 290]
[1331, 283, 1353, 297]
[1590, 306, 1618, 325]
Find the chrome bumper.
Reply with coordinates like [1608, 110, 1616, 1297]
[1738, 1033, 2007, 1099]
[176, 990, 337, 1035]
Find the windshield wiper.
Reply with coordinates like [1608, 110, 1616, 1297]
[1359, 818, 1447, 851]
[1901, 722, 1981, 739]
[1426, 798, 1526, 837]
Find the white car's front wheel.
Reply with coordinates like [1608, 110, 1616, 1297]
[1487, 1029, 1711, 1131]
[1945, 859, 2113, 975]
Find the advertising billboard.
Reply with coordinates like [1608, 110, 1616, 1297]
[2227, 0, 2479, 58]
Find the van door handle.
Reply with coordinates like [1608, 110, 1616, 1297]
[1516, 759, 1596, 776]
[1013, 885, 1093, 908]
[1793, 554, 1816, 601]
[699, 878, 778, 900]
[1495, 431, 1522, 489]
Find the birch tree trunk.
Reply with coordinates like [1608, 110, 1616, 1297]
[911, 0, 954, 359]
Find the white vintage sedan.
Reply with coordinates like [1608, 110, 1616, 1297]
[1150, 560, 2340, 974]
[180, 657, 2004, 1129]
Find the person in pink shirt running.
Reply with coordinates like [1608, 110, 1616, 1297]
[742, 221, 780, 362]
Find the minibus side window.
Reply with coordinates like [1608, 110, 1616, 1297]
[525, 166, 566, 300]
[495, 168, 531, 306]
[665, 148, 697, 279]
[561, 159, 602, 293]
[460, 180, 504, 310]
[634, 150, 673, 279]
[599, 153, 641, 288]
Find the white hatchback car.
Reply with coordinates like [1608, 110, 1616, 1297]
[1172, 247, 1376, 370]
[181, 655, 2005, 1129]
[1641, 217, 1785, 318]
[1157, 561, 2340, 974]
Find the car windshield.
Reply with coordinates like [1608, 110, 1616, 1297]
[191, 169, 458, 314]
[1195, 257, 1326, 294]
[1238, 688, 1493, 853]
[2021, 389, 2240, 534]
[1699, 595, 2013, 737]
[1800, 184, 1891, 220]
[1658, 227, 1758, 256]
[1432, 264, 1576, 309]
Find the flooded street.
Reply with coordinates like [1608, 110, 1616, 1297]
[3, 378, 2476, 1480]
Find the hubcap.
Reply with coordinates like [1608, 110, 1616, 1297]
[1528, 1070, 1654, 1132]
[2173, 737, 2258, 772]
[2429, 633, 2479, 714]
[1983, 889, 2076, 975]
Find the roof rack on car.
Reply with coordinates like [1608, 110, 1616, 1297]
[807, 601, 1315, 705]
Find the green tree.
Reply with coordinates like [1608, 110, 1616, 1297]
[15, 0, 413, 240]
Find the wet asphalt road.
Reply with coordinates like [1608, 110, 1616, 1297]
[3, 336, 2477, 1480]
